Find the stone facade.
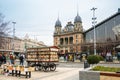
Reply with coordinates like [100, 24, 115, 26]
[53, 14, 84, 54]
[53, 13, 84, 61]
[0, 36, 46, 55]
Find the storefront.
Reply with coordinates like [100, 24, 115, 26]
[66, 53, 74, 62]
[80, 52, 88, 62]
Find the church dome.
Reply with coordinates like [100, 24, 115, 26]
[74, 13, 82, 23]
[55, 18, 62, 27]
[64, 22, 74, 32]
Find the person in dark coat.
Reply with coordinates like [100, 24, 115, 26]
[0, 54, 3, 65]
[19, 54, 24, 65]
[117, 52, 120, 62]
[2, 54, 6, 64]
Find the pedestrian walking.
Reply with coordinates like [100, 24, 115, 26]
[106, 51, 112, 62]
[2, 54, 6, 64]
[117, 52, 120, 62]
[9, 54, 14, 65]
[0, 54, 3, 65]
[19, 54, 24, 65]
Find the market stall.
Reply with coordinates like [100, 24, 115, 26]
[26, 46, 59, 72]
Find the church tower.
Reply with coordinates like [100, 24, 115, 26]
[74, 13, 83, 32]
[54, 18, 62, 34]
[54, 18, 62, 46]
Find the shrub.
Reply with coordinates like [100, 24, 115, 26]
[92, 66, 120, 72]
[87, 55, 100, 65]
[97, 55, 104, 61]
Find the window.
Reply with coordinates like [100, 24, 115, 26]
[76, 35, 78, 39]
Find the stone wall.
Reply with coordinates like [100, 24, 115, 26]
[79, 71, 100, 80]
[79, 70, 120, 80]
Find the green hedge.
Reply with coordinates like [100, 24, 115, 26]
[97, 55, 104, 61]
[87, 55, 104, 65]
[87, 55, 100, 64]
[92, 66, 120, 72]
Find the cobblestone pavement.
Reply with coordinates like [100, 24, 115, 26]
[0, 67, 83, 80]
[0, 75, 32, 80]
[1, 61, 120, 80]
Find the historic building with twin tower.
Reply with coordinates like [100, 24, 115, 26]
[53, 9, 120, 61]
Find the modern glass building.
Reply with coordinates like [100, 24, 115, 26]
[84, 8, 120, 54]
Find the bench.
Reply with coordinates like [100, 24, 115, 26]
[15, 70, 31, 78]
[4, 68, 31, 78]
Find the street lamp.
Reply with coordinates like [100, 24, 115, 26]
[91, 7, 97, 55]
[12, 22, 16, 54]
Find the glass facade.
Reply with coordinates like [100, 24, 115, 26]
[85, 13, 120, 43]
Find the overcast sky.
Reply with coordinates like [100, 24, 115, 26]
[0, 0, 120, 45]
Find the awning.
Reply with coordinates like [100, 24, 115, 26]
[116, 45, 120, 48]
[0, 49, 12, 52]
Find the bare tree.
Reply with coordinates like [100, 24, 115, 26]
[0, 13, 10, 49]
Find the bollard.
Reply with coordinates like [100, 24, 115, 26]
[84, 60, 90, 69]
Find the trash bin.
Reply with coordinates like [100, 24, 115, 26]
[84, 60, 90, 69]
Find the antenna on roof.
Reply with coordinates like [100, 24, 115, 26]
[77, 0, 79, 15]
[57, 11, 60, 20]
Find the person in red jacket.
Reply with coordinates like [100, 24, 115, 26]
[9, 54, 14, 65]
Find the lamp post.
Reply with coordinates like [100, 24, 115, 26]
[91, 7, 97, 55]
[12, 22, 16, 55]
